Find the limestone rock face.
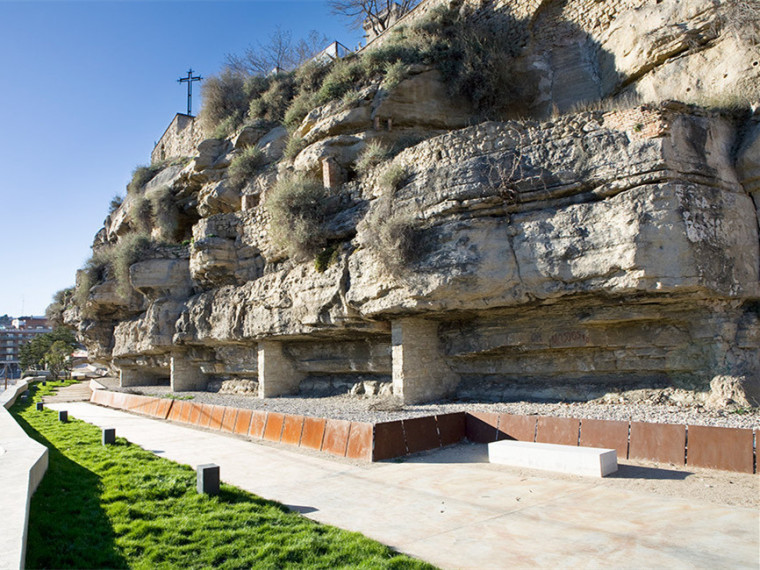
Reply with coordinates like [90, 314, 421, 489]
[256, 126, 288, 163]
[371, 69, 473, 130]
[598, 1, 760, 106]
[348, 110, 759, 317]
[175, 255, 387, 345]
[193, 139, 231, 171]
[113, 299, 185, 358]
[189, 215, 264, 289]
[197, 180, 241, 217]
[294, 134, 367, 177]
[129, 258, 193, 300]
[66, 0, 760, 406]
[232, 124, 269, 150]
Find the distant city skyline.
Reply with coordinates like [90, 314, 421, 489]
[0, 0, 362, 316]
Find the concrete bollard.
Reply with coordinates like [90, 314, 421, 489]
[36, 402, 44, 411]
[197, 464, 220, 496]
[102, 428, 116, 446]
[58, 410, 68, 423]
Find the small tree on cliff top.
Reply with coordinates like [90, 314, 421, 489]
[226, 28, 329, 75]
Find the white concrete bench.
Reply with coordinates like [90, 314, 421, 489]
[488, 440, 618, 477]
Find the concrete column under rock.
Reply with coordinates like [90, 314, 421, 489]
[392, 318, 459, 404]
[119, 368, 142, 388]
[258, 341, 304, 398]
[171, 351, 207, 391]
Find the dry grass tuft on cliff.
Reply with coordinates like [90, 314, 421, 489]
[228, 147, 266, 190]
[127, 163, 163, 195]
[363, 190, 426, 273]
[75, 233, 152, 308]
[266, 173, 331, 260]
[722, 0, 760, 48]
[355, 140, 391, 177]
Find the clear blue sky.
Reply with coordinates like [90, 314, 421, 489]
[0, 0, 361, 318]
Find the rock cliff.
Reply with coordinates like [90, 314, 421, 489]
[65, 0, 760, 407]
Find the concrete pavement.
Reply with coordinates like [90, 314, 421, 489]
[47, 402, 758, 569]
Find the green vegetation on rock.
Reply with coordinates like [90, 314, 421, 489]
[228, 146, 266, 190]
[199, 4, 519, 140]
[266, 173, 332, 260]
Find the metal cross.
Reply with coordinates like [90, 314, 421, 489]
[178, 69, 203, 116]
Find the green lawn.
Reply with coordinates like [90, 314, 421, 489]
[13, 382, 434, 569]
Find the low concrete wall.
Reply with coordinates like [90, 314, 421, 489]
[89, 390, 758, 473]
[0, 379, 49, 570]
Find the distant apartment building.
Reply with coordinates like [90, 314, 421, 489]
[0, 316, 52, 379]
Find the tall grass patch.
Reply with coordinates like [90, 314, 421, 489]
[266, 173, 331, 259]
[127, 164, 164, 195]
[355, 141, 392, 177]
[228, 147, 266, 190]
[76, 233, 151, 304]
[364, 196, 426, 273]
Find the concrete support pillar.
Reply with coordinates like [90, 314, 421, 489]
[241, 194, 257, 211]
[258, 341, 304, 398]
[392, 318, 459, 405]
[322, 157, 342, 189]
[119, 368, 142, 388]
[171, 351, 207, 391]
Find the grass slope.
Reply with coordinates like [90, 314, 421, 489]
[13, 382, 434, 569]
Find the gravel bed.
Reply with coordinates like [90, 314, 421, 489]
[112, 382, 760, 430]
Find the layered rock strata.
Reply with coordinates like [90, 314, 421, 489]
[66, 0, 760, 406]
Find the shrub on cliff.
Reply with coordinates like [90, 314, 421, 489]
[110, 233, 151, 297]
[129, 194, 153, 234]
[128, 185, 179, 241]
[363, 194, 425, 273]
[74, 246, 111, 310]
[228, 147, 267, 190]
[355, 140, 391, 177]
[266, 173, 330, 259]
[200, 70, 272, 138]
[127, 163, 163, 195]
[74, 233, 152, 308]
[147, 185, 178, 241]
[45, 288, 74, 329]
[283, 134, 307, 160]
[201, 5, 521, 138]
[378, 163, 408, 190]
[311, 4, 518, 117]
[248, 73, 296, 123]
[108, 195, 123, 215]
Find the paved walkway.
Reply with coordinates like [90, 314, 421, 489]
[41, 382, 92, 403]
[48, 402, 758, 569]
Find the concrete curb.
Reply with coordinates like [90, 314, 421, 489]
[0, 380, 49, 570]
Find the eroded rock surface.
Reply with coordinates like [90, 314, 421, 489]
[66, 0, 760, 406]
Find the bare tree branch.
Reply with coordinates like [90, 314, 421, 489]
[225, 27, 330, 76]
[328, 0, 420, 36]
